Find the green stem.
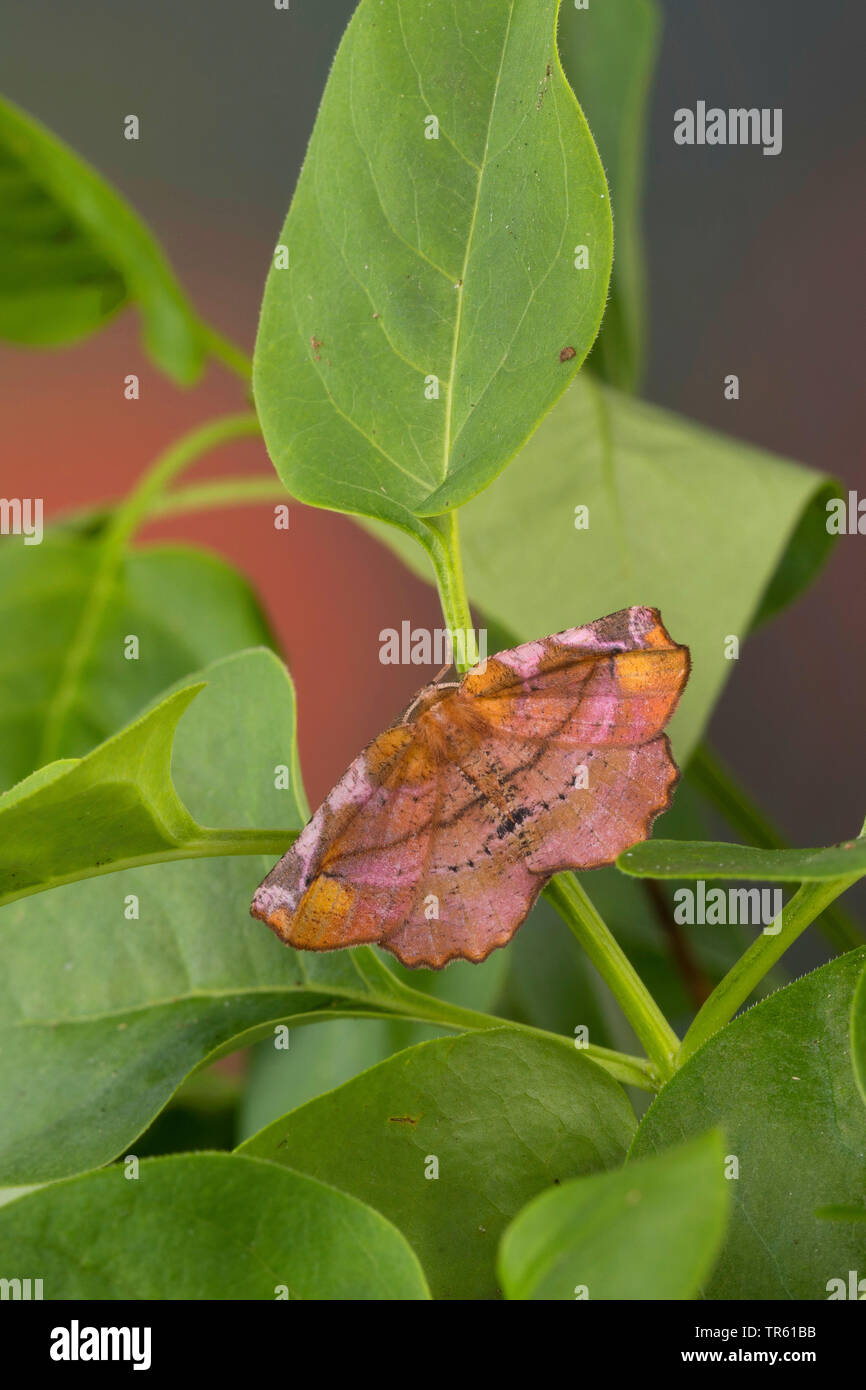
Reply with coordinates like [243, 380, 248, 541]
[691, 743, 862, 951]
[0, 828, 298, 912]
[198, 321, 254, 384]
[680, 871, 863, 1063]
[149, 476, 286, 518]
[545, 873, 680, 1080]
[427, 511, 479, 670]
[384, 984, 659, 1091]
[39, 412, 261, 763]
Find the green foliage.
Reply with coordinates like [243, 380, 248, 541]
[632, 952, 866, 1299]
[237, 947, 509, 1140]
[368, 375, 832, 760]
[0, 1153, 430, 1299]
[0, 648, 366, 1183]
[0, 94, 204, 382]
[498, 1130, 729, 1300]
[239, 1028, 635, 1299]
[558, 0, 659, 390]
[254, 0, 612, 548]
[0, 684, 205, 906]
[0, 646, 524, 1185]
[0, 520, 274, 790]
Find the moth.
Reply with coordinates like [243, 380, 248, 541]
[251, 607, 689, 968]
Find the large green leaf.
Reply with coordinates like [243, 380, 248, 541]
[0, 648, 440, 1185]
[631, 951, 866, 1298]
[239, 1028, 635, 1300]
[0, 94, 204, 382]
[498, 1129, 729, 1300]
[254, 0, 611, 539]
[0, 521, 274, 790]
[558, 0, 659, 390]
[369, 376, 832, 761]
[0, 1153, 430, 1299]
[619, 835, 866, 882]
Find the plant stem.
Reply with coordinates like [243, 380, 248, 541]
[427, 511, 479, 669]
[544, 873, 680, 1080]
[679, 870, 863, 1063]
[384, 983, 659, 1091]
[39, 412, 261, 763]
[0, 828, 299, 912]
[690, 742, 862, 950]
[198, 321, 254, 384]
[149, 476, 286, 518]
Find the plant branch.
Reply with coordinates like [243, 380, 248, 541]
[148, 476, 286, 518]
[39, 412, 261, 763]
[544, 873, 680, 1081]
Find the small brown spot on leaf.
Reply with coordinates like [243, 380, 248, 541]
[388, 1115, 419, 1126]
[559, 346, 576, 362]
[311, 336, 323, 361]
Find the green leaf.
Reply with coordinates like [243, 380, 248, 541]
[751, 478, 840, 627]
[0, 683, 203, 906]
[0, 647, 436, 1185]
[0, 1153, 430, 1299]
[558, 0, 659, 390]
[631, 950, 866, 1298]
[368, 375, 832, 762]
[239, 1027, 635, 1300]
[498, 1129, 729, 1300]
[254, 0, 611, 538]
[619, 835, 866, 882]
[0, 520, 274, 790]
[852, 960, 866, 1108]
[0, 94, 204, 383]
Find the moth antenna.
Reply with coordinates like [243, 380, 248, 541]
[401, 672, 461, 724]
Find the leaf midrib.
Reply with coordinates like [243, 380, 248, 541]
[441, 0, 517, 493]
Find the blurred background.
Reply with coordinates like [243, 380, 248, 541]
[1, 0, 863, 853]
